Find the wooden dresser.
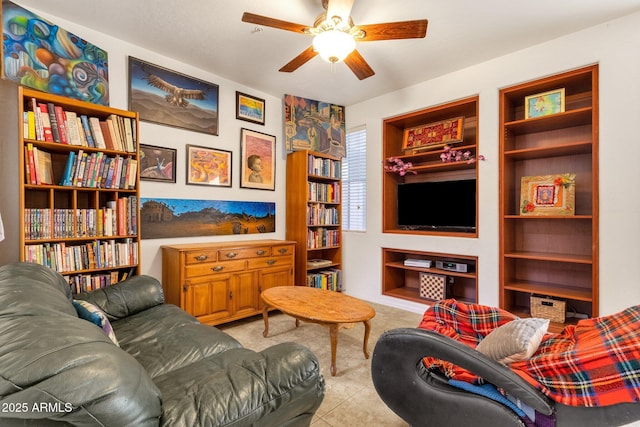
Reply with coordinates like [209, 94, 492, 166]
[161, 239, 295, 325]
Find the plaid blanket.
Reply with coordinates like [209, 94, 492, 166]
[419, 300, 640, 407]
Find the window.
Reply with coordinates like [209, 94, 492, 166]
[343, 126, 366, 231]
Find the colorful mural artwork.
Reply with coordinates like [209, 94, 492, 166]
[283, 94, 346, 157]
[140, 198, 276, 239]
[1, 0, 109, 105]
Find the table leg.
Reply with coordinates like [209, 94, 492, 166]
[262, 304, 270, 338]
[362, 319, 372, 359]
[329, 324, 339, 376]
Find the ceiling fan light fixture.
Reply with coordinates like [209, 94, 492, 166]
[312, 29, 356, 63]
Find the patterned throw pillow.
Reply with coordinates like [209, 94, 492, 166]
[72, 300, 119, 346]
[475, 317, 549, 364]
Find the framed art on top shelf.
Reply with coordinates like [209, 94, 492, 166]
[186, 145, 231, 187]
[524, 88, 565, 119]
[236, 91, 265, 125]
[402, 116, 464, 153]
[520, 173, 575, 216]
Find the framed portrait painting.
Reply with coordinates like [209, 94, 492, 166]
[139, 144, 176, 182]
[186, 145, 232, 187]
[236, 91, 265, 125]
[128, 57, 219, 135]
[240, 128, 276, 191]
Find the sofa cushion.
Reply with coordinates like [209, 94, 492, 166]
[112, 304, 243, 378]
[72, 299, 120, 346]
[476, 317, 549, 364]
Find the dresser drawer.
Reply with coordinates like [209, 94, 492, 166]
[185, 259, 246, 277]
[218, 246, 271, 260]
[247, 255, 294, 270]
[272, 244, 295, 256]
[184, 250, 218, 265]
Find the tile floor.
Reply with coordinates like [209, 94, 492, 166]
[219, 301, 423, 427]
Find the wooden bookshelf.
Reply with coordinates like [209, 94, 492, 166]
[0, 80, 141, 294]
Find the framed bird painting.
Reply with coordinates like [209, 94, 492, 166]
[128, 57, 219, 135]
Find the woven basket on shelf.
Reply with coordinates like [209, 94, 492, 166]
[530, 296, 566, 323]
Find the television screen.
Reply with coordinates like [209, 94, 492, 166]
[397, 179, 476, 232]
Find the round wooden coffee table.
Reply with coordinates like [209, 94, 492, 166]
[261, 286, 376, 376]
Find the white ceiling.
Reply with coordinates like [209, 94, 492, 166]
[11, 0, 640, 106]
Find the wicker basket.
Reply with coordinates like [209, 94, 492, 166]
[530, 296, 566, 323]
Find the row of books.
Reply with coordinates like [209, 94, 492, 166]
[307, 204, 340, 226]
[307, 227, 340, 249]
[308, 155, 341, 179]
[59, 150, 137, 189]
[66, 271, 124, 295]
[308, 182, 340, 203]
[306, 269, 342, 291]
[24, 239, 138, 274]
[23, 196, 138, 240]
[24, 143, 54, 185]
[24, 98, 137, 152]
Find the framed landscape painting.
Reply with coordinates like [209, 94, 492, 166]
[236, 91, 265, 125]
[186, 145, 231, 187]
[128, 57, 219, 135]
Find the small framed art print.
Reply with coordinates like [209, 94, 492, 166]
[186, 145, 232, 187]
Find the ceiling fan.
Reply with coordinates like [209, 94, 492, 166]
[241, 0, 428, 80]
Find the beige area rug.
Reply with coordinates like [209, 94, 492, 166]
[219, 302, 423, 427]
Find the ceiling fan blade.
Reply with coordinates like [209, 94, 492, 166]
[326, 0, 355, 24]
[279, 46, 319, 72]
[357, 20, 428, 41]
[242, 12, 309, 34]
[344, 49, 375, 80]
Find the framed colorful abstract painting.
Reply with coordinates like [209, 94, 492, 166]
[236, 91, 265, 125]
[1, 1, 109, 105]
[139, 144, 176, 183]
[186, 145, 231, 187]
[524, 88, 565, 119]
[520, 173, 575, 216]
[402, 117, 464, 152]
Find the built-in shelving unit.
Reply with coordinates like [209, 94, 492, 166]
[382, 96, 479, 237]
[0, 80, 141, 294]
[382, 248, 477, 304]
[286, 150, 342, 291]
[499, 65, 599, 331]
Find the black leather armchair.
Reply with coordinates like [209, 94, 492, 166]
[371, 328, 640, 427]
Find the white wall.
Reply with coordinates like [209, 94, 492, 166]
[344, 11, 640, 316]
[25, 9, 290, 281]
[28, 8, 640, 317]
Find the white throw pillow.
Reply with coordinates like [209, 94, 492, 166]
[476, 318, 549, 364]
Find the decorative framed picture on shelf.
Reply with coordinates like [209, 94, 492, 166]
[402, 116, 464, 152]
[139, 144, 176, 183]
[128, 57, 219, 135]
[236, 92, 265, 125]
[520, 173, 575, 216]
[524, 88, 565, 119]
[186, 145, 232, 187]
[240, 128, 276, 191]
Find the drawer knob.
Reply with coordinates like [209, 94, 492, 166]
[212, 265, 224, 272]
[256, 250, 266, 256]
[195, 254, 209, 261]
[226, 252, 238, 258]
[278, 248, 288, 254]
[267, 259, 277, 265]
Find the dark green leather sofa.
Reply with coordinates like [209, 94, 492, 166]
[0, 262, 324, 426]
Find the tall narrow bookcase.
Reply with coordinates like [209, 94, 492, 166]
[286, 150, 342, 291]
[0, 80, 141, 294]
[499, 65, 598, 331]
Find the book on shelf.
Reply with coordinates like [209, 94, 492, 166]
[37, 103, 54, 142]
[89, 117, 107, 149]
[307, 259, 333, 268]
[35, 149, 54, 185]
[79, 115, 95, 147]
[46, 102, 61, 143]
[53, 105, 69, 145]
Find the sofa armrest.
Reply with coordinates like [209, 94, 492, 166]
[372, 328, 553, 421]
[75, 275, 164, 320]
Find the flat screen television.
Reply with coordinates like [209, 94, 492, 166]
[397, 179, 476, 232]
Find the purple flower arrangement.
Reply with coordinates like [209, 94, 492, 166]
[440, 145, 486, 164]
[384, 157, 417, 176]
